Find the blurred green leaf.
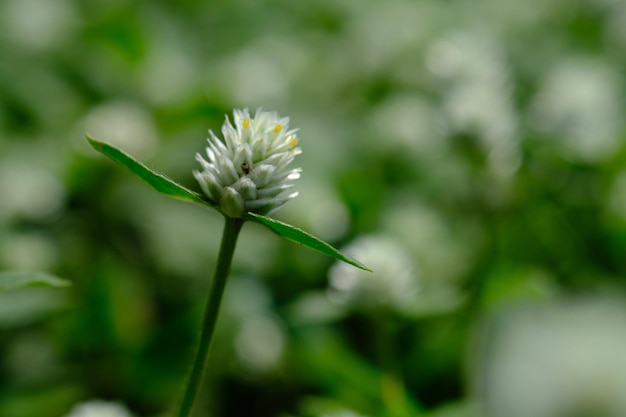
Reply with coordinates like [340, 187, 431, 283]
[0, 271, 70, 292]
[86, 135, 217, 208]
[248, 213, 371, 271]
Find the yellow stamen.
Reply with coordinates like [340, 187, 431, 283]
[243, 119, 250, 129]
[289, 136, 298, 147]
[274, 123, 282, 133]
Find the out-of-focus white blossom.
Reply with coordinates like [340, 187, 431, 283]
[84, 100, 158, 159]
[427, 31, 520, 178]
[529, 58, 623, 163]
[328, 235, 420, 314]
[224, 278, 286, 373]
[63, 400, 134, 417]
[0, 162, 65, 222]
[194, 108, 301, 218]
[329, 233, 463, 316]
[1, 0, 78, 51]
[235, 315, 285, 372]
[476, 297, 626, 417]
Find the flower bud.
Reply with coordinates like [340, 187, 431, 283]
[194, 108, 301, 218]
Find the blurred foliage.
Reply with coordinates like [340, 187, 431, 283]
[1, 0, 626, 416]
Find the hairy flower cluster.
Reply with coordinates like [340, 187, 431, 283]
[194, 108, 301, 218]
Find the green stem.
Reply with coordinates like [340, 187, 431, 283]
[175, 216, 245, 417]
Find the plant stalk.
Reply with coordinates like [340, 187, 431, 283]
[175, 216, 245, 417]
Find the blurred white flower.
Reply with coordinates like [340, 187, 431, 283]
[427, 31, 520, 177]
[328, 235, 420, 314]
[288, 181, 350, 242]
[194, 108, 301, 218]
[0, 162, 65, 222]
[382, 198, 473, 284]
[210, 37, 300, 105]
[222, 278, 286, 373]
[476, 297, 626, 417]
[235, 314, 286, 372]
[346, 1, 429, 73]
[529, 58, 623, 162]
[84, 100, 158, 159]
[63, 400, 134, 417]
[369, 94, 448, 157]
[1, 0, 78, 51]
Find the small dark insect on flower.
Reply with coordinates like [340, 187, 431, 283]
[241, 162, 250, 175]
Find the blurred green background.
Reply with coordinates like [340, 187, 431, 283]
[1, 0, 626, 416]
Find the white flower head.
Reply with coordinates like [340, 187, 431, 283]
[194, 108, 301, 218]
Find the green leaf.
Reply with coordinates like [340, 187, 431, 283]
[0, 271, 70, 292]
[86, 135, 217, 208]
[248, 213, 371, 271]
